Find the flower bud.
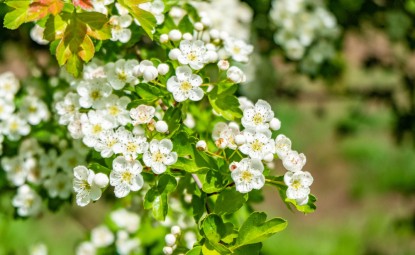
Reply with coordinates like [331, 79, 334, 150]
[168, 29, 182, 41]
[217, 60, 230, 70]
[171, 226, 181, 236]
[157, 63, 170, 75]
[143, 66, 158, 82]
[182, 32, 193, 40]
[194, 22, 204, 31]
[163, 246, 173, 255]
[169, 49, 181, 60]
[196, 140, 207, 151]
[205, 51, 218, 63]
[209, 29, 219, 39]
[155, 120, 169, 133]
[269, 118, 281, 130]
[160, 34, 169, 43]
[229, 162, 239, 171]
[263, 153, 274, 162]
[93, 173, 109, 188]
[165, 234, 176, 246]
[235, 134, 246, 145]
[227, 66, 246, 83]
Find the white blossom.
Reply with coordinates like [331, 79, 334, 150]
[12, 185, 42, 217]
[224, 39, 253, 62]
[231, 158, 265, 193]
[76, 78, 112, 109]
[239, 129, 275, 160]
[167, 66, 204, 102]
[91, 225, 114, 248]
[110, 208, 140, 233]
[143, 139, 178, 174]
[30, 25, 48, 45]
[284, 170, 313, 201]
[274, 134, 292, 159]
[175, 40, 208, 70]
[113, 129, 148, 160]
[1, 156, 29, 186]
[106, 59, 139, 90]
[0, 97, 15, 120]
[130, 104, 155, 125]
[110, 156, 144, 198]
[282, 150, 306, 172]
[241, 100, 274, 132]
[227, 66, 246, 83]
[0, 72, 20, 100]
[91, 0, 114, 15]
[0, 114, 30, 141]
[101, 94, 131, 126]
[43, 172, 72, 199]
[55, 92, 80, 125]
[73, 166, 103, 207]
[19, 96, 49, 125]
[212, 122, 239, 149]
[81, 111, 115, 148]
[76, 241, 96, 255]
[110, 15, 133, 43]
[116, 230, 140, 255]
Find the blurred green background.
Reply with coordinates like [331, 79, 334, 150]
[1, 0, 415, 254]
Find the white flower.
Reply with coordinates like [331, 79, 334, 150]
[176, 40, 208, 70]
[1, 156, 29, 186]
[274, 134, 292, 159]
[19, 96, 49, 125]
[58, 148, 87, 173]
[238, 97, 254, 111]
[110, 208, 140, 233]
[224, 39, 253, 62]
[138, 0, 165, 25]
[83, 62, 106, 80]
[167, 66, 204, 102]
[116, 230, 140, 255]
[30, 25, 48, 45]
[93, 173, 109, 188]
[227, 66, 246, 83]
[212, 122, 239, 149]
[110, 156, 144, 198]
[91, 0, 114, 15]
[239, 129, 275, 160]
[282, 150, 306, 172]
[157, 63, 170, 75]
[241, 99, 274, 132]
[55, 92, 80, 125]
[217, 60, 230, 70]
[73, 166, 103, 207]
[76, 78, 112, 109]
[94, 129, 120, 158]
[110, 15, 133, 43]
[143, 139, 178, 174]
[44, 172, 72, 199]
[25, 157, 42, 185]
[231, 158, 265, 193]
[284, 170, 313, 201]
[81, 111, 115, 148]
[0, 72, 20, 100]
[113, 130, 148, 160]
[130, 104, 155, 125]
[0, 114, 30, 141]
[91, 225, 114, 248]
[12, 185, 42, 217]
[105, 59, 139, 90]
[68, 114, 84, 139]
[0, 97, 15, 120]
[29, 243, 48, 255]
[76, 241, 96, 255]
[284, 39, 305, 60]
[102, 95, 131, 126]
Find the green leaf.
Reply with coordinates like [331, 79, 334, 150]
[163, 106, 183, 136]
[221, 222, 238, 244]
[4, 0, 31, 29]
[178, 15, 194, 34]
[171, 131, 197, 156]
[233, 243, 262, 255]
[135, 82, 162, 101]
[118, 0, 156, 39]
[202, 170, 225, 194]
[77, 12, 111, 40]
[88, 162, 111, 174]
[214, 188, 247, 215]
[208, 87, 242, 121]
[186, 246, 202, 255]
[235, 212, 287, 247]
[44, 14, 67, 41]
[202, 214, 226, 243]
[151, 193, 168, 221]
[285, 194, 317, 214]
[157, 174, 177, 194]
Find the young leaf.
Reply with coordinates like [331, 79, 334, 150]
[72, 0, 93, 10]
[214, 188, 248, 215]
[117, 0, 156, 39]
[202, 214, 226, 243]
[4, 1, 32, 29]
[235, 212, 287, 247]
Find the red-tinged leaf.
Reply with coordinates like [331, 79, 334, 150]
[28, 0, 64, 20]
[78, 36, 95, 62]
[72, 0, 93, 10]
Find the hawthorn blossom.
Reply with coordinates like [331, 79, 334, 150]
[138, 0, 165, 25]
[76, 242, 96, 255]
[0, 114, 30, 141]
[91, 0, 114, 15]
[43, 172, 72, 199]
[282, 150, 306, 172]
[0, 72, 20, 100]
[12, 185, 42, 217]
[39, 149, 59, 178]
[224, 39, 253, 62]
[227, 66, 246, 83]
[19, 96, 50, 125]
[231, 158, 265, 193]
[55, 92, 81, 125]
[241, 100, 274, 132]
[94, 129, 121, 158]
[30, 25, 49, 45]
[111, 209, 140, 233]
[284, 170, 313, 203]
[167, 66, 204, 102]
[212, 122, 239, 149]
[81, 111, 115, 148]
[143, 139, 178, 174]
[76, 78, 112, 109]
[110, 156, 144, 198]
[110, 15, 133, 43]
[175, 40, 208, 70]
[116, 230, 141, 255]
[102, 95, 131, 126]
[1, 156, 29, 186]
[130, 104, 155, 125]
[73, 166, 103, 206]
[113, 129, 148, 160]
[275, 134, 292, 159]
[105, 59, 139, 90]
[239, 129, 275, 161]
[91, 225, 114, 248]
[0, 98, 15, 120]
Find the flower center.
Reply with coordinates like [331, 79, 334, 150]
[292, 179, 302, 190]
[117, 71, 127, 82]
[251, 140, 263, 152]
[9, 121, 19, 131]
[109, 105, 120, 116]
[252, 113, 263, 125]
[233, 46, 241, 54]
[187, 52, 197, 61]
[126, 142, 138, 152]
[121, 171, 133, 183]
[90, 90, 101, 100]
[180, 81, 192, 92]
[92, 124, 102, 135]
[241, 170, 253, 182]
[28, 105, 37, 113]
[152, 151, 164, 162]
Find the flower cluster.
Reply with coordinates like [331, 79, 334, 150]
[269, 0, 339, 74]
